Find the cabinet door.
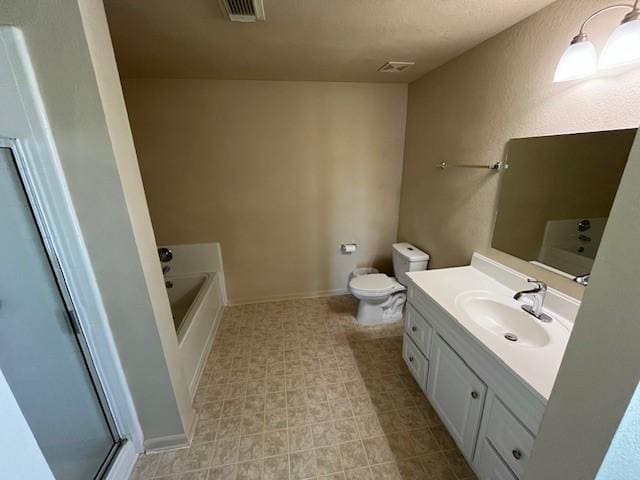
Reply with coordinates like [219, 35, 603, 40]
[427, 335, 487, 459]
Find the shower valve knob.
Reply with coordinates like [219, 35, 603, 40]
[158, 247, 173, 262]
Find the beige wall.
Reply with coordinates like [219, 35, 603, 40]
[77, 0, 195, 446]
[398, 0, 640, 299]
[123, 80, 407, 304]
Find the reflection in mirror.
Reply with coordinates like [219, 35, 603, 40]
[492, 129, 636, 283]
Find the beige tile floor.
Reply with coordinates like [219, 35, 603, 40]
[129, 296, 477, 480]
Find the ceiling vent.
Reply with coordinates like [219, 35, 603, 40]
[377, 61, 415, 73]
[219, 0, 265, 22]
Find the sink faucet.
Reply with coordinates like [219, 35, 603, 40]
[513, 279, 552, 323]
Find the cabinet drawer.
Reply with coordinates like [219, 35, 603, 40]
[402, 334, 428, 391]
[485, 397, 535, 478]
[405, 304, 433, 357]
[476, 438, 517, 480]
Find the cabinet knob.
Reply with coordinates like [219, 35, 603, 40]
[471, 391, 479, 399]
[408, 356, 414, 362]
[512, 449, 522, 460]
[411, 326, 417, 332]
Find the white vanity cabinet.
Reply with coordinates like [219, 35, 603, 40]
[404, 284, 546, 479]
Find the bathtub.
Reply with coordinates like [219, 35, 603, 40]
[165, 272, 223, 396]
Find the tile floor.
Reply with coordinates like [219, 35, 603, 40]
[129, 295, 477, 480]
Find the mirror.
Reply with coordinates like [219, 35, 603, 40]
[492, 128, 636, 282]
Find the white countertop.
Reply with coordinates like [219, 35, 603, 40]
[407, 265, 573, 401]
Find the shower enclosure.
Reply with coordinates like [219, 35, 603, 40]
[0, 146, 121, 478]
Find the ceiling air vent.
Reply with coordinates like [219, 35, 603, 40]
[219, 0, 266, 22]
[377, 61, 415, 73]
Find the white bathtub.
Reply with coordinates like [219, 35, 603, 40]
[165, 272, 223, 397]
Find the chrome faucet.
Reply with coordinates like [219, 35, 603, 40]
[162, 265, 171, 275]
[513, 279, 552, 323]
[574, 273, 590, 286]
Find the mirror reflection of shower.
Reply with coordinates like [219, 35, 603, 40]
[537, 216, 606, 276]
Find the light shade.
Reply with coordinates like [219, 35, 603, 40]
[599, 18, 640, 69]
[554, 38, 598, 82]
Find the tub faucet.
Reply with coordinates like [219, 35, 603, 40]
[162, 265, 171, 275]
[574, 273, 590, 286]
[514, 279, 552, 323]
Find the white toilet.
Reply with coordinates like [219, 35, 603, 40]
[349, 243, 429, 326]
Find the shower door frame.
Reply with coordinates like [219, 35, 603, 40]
[1, 26, 142, 478]
[0, 139, 128, 478]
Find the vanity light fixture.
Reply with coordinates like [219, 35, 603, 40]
[554, 1, 640, 82]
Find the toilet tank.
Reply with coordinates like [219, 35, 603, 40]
[392, 243, 429, 286]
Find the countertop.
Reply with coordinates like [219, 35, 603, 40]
[407, 265, 572, 401]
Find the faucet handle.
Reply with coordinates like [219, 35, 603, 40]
[158, 247, 173, 263]
[526, 279, 547, 291]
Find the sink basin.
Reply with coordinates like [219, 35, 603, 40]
[455, 291, 551, 348]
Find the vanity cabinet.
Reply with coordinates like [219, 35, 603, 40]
[427, 334, 487, 460]
[404, 284, 546, 479]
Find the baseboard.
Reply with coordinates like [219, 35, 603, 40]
[144, 433, 189, 453]
[229, 288, 350, 306]
[106, 441, 137, 480]
[189, 302, 223, 399]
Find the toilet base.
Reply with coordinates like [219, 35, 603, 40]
[355, 292, 406, 326]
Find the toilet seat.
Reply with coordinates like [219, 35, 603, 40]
[349, 273, 404, 297]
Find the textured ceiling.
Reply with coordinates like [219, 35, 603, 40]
[104, 0, 555, 83]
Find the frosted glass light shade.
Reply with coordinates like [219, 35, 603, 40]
[599, 18, 640, 69]
[554, 39, 597, 82]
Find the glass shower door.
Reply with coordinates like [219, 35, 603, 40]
[0, 147, 120, 479]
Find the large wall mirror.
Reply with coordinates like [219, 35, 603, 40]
[492, 128, 636, 283]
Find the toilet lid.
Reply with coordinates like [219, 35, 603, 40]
[350, 274, 401, 295]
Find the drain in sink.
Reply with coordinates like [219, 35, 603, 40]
[504, 332, 518, 342]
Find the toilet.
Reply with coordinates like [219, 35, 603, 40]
[349, 243, 429, 326]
